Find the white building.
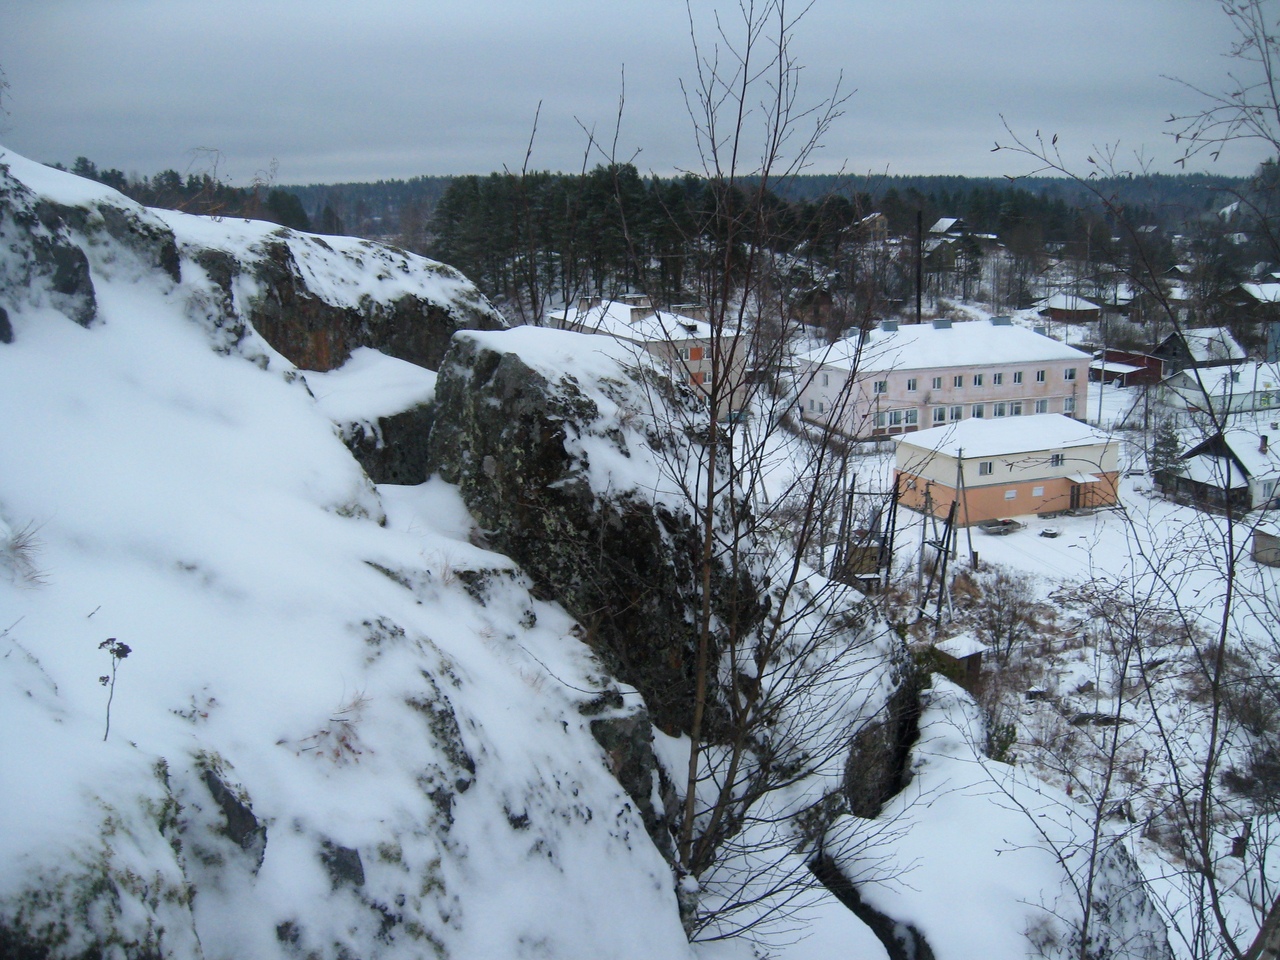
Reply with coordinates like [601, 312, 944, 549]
[1159, 361, 1280, 417]
[797, 318, 1091, 438]
[554, 295, 747, 414]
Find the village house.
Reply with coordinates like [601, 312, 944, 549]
[1231, 280, 1280, 321]
[856, 212, 889, 244]
[928, 217, 967, 237]
[796, 317, 1091, 438]
[1037, 293, 1101, 324]
[1151, 326, 1247, 376]
[554, 295, 748, 414]
[893, 414, 1120, 525]
[1160, 428, 1280, 512]
[1158, 360, 1280, 417]
[1229, 282, 1280, 360]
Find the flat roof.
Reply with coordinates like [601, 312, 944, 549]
[895, 414, 1111, 459]
[800, 319, 1088, 374]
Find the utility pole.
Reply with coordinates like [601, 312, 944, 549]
[916, 481, 931, 596]
[915, 209, 923, 324]
[956, 449, 977, 567]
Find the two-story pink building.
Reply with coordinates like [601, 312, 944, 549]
[797, 318, 1091, 438]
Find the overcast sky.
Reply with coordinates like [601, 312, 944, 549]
[2, 0, 1274, 187]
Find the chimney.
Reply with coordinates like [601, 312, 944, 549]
[1262, 435, 1270, 454]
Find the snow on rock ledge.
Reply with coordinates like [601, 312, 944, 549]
[0, 145, 506, 373]
[426, 326, 765, 739]
[0, 151, 694, 960]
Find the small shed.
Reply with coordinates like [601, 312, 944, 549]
[1252, 524, 1280, 566]
[1099, 348, 1164, 386]
[1090, 358, 1142, 386]
[934, 632, 988, 689]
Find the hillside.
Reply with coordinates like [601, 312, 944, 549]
[0, 146, 1196, 960]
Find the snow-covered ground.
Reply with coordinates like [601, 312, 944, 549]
[868, 379, 1280, 958]
[3, 143, 1274, 959]
[0, 150, 704, 959]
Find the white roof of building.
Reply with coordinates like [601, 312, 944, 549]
[799, 319, 1089, 374]
[895, 414, 1110, 460]
[554, 299, 715, 343]
[1168, 361, 1280, 395]
[1182, 326, 1247, 363]
[1240, 281, 1280, 304]
[1221, 429, 1280, 479]
[1177, 452, 1249, 489]
[1091, 360, 1142, 374]
[1037, 293, 1100, 312]
[935, 633, 988, 659]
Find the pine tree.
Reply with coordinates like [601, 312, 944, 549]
[1148, 417, 1183, 489]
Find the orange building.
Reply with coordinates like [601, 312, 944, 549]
[894, 415, 1119, 525]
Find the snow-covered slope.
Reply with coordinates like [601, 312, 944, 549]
[0, 145, 1184, 960]
[0, 148, 693, 959]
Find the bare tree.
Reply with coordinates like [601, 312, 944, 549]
[575, 0, 928, 944]
[989, 17, 1280, 945]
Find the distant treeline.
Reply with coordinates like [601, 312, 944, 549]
[54, 155, 1250, 317]
[285, 177, 453, 241]
[412, 165, 1254, 317]
[52, 154, 1247, 246]
[279, 169, 1246, 249]
[767, 172, 1244, 215]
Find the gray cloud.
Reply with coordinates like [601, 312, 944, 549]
[2, 0, 1272, 185]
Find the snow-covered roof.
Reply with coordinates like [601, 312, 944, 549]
[896, 414, 1111, 460]
[1177, 452, 1249, 489]
[1037, 293, 1100, 312]
[1168, 361, 1280, 395]
[929, 217, 961, 234]
[799, 319, 1089, 374]
[1221, 428, 1280, 479]
[934, 633, 988, 659]
[1182, 326, 1247, 363]
[553, 299, 714, 343]
[1239, 281, 1280, 304]
[1091, 360, 1141, 375]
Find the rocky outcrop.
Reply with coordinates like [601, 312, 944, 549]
[0, 153, 506, 379]
[341, 402, 436, 485]
[844, 661, 923, 818]
[193, 233, 506, 372]
[586, 698, 676, 862]
[200, 763, 268, 869]
[811, 853, 936, 960]
[1, 165, 100, 327]
[0, 156, 186, 333]
[425, 328, 762, 736]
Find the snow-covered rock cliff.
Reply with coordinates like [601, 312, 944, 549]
[0, 145, 1176, 960]
[0, 148, 695, 960]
